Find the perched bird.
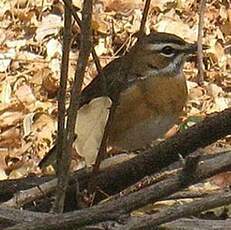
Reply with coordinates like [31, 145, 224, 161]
[40, 32, 203, 167]
[79, 32, 198, 150]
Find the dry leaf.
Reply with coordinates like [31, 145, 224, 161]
[46, 38, 62, 61]
[0, 169, 7, 180]
[35, 14, 62, 42]
[72, 0, 83, 9]
[15, 84, 36, 109]
[105, 0, 143, 13]
[31, 113, 56, 158]
[0, 48, 16, 72]
[0, 127, 21, 148]
[0, 1, 10, 19]
[151, 0, 176, 11]
[92, 14, 109, 34]
[0, 111, 24, 129]
[8, 159, 34, 179]
[155, 9, 197, 42]
[1, 81, 12, 104]
[206, 83, 230, 112]
[23, 113, 34, 138]
[207, 38, 226, 68]
[0, 150, 9, 180]
[212, 172, 231, 188]
[49, 58, 61, 75]
[42, 72, 59, 96]
[32, 113, 55, 138]
[73, 96, 112, 166]
[94, 38, 108, 56]
[6, 39, 27, 49]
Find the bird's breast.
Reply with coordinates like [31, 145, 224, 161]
[108, 74, 188, 150]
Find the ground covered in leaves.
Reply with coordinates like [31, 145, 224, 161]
[0, 0, 230, 197]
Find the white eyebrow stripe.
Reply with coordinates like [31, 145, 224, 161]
[145, 43, 184, 51]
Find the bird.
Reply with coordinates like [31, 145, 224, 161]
[39, 32, 203, 168]
[79, 32, 198, 150]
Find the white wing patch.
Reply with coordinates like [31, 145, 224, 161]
[73, 97, 112, 166]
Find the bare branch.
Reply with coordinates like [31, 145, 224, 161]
[5, 150, 231, 230]
[197, 0, 206, 85]
[63, 0, 102, 74]
[162, 218, 231, 230]
[138, 0, 151, 38]
[52, 0, 93, 213]
[52, 0, 72, 214]
[121, 191, 231, 229]
[1, 109, 231, 209]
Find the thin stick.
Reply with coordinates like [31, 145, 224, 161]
[138, 0, 151, 38]
[197, 0, 206, 85]
[91, 48, 103, 74]
[62, 0, 81, 26]
[63, 0, 102, 74]
[52, 0, 93, 213]
[52, 0, 72, 213]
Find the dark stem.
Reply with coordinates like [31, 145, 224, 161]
[52, 0, 72, 213]
[197, 0, 206, 85]
[138, 0, 151, 38]
[63, 0, 102, 75]
[52, 0, 93, 213]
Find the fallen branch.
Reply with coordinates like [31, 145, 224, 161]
[197, 0, 206, 84]
[162, 218, 231, 230]
[121, 191, 231, 229]
[5, 150, 231, 230]
[1, 108, 231, 209]
[0, 179, 58, 209]
[76, 108, 231, 195]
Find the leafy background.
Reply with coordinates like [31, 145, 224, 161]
[0, 0, 230, 189]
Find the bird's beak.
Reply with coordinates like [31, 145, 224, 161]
[184, 43, 209, 54]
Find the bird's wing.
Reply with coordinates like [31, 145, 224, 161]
[79, 55, 131, 107]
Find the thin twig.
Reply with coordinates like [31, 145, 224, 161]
[91, 48, 103, 74]
[197, 0, 206, 85]
[52, 0, 93, 213]
[62, 0, 81, 26]
[63, 0, 102, 74]
[52, 0, 72, 213]
[138, 0, 151, 38]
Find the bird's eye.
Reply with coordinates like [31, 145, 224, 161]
[161, 46, 175, 56]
